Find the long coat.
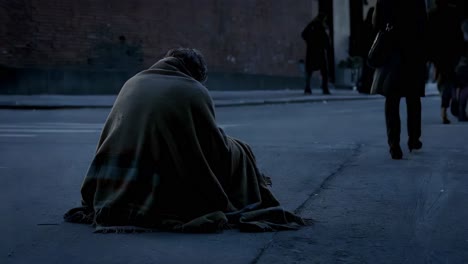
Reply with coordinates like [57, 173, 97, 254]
[427, 5, 464, 72]
[64, 57, 305, 232]
[370, 0, 428, 97]
[302, 19, 330, 72]
[456, 53, 468, 88]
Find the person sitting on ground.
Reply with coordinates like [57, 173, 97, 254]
[64, 48, 306, 233]
[453, 19, 468, 121]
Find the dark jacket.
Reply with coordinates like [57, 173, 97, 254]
[456, 52, 468, 88]
[370, 0, 428, 97]
[302, 19, 330, 71]
[427, 5, 464, 71]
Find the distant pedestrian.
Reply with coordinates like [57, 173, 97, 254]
[63, 48, 306, 233]
[370, 0, 428, 160]
[453, 19, 468, 121]
[302, 13, 331, 95]
[427, 0, 465, 124]
[357, 7, 377, 94]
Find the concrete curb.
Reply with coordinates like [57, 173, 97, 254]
[0, 92, 439, 110]
[0, 96, 381, 110]
[215, 95, 384, 107]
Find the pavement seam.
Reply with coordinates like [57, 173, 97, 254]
[294, 143, 363, 215]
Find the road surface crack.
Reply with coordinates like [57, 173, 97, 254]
[250, 144, 362, 264]
[249, 237, 277, 264]
[294, 143, 363, 215]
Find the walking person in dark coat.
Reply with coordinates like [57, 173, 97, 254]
[370, 0, 428, 160]
[453, 19, 468, 121]
[302, 13, 331, 95]
[427, 0, 465, 124]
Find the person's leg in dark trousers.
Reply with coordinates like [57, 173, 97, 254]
[459, 88, 468, 121]
[437, 70, 455, 124]
[304, 68, 312, 94]
[440, 81, 452, 124]
[406, 96, 423, 151]
[385, 96, 403, 159]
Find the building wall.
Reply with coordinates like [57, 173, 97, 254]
[0, 0, 318, 83]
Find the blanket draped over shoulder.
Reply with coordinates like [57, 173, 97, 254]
[64, 57, 306, 232]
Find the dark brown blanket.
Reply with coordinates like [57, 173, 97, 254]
[64, 57, 306, 232]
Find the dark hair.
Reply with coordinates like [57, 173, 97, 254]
[164, 48, 208, 82]
[314, 13, 327, 23]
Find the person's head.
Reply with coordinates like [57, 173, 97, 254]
[164, 48, 208, 83]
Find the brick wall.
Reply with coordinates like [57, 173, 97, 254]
[0, 0, 318, 77]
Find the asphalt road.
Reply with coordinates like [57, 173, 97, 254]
[1, 97, 467, 264]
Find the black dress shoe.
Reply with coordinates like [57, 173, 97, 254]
[408, 140, 423, 153]
[390, 146, 403, 160]
[304, 89, 312, 95]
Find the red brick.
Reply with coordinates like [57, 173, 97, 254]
[0, 0, 318, 76]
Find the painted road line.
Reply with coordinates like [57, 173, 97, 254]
[219, 124, 242, 129]
[29, 122, 103, 126]
[0, 129, 100, 133]
[0, 134, 37, 137]
[0, 125, 103, 130]
[432, 124, 468, 127]
[18, 123, 236, 129]
[0, 124, 103, 128]
[30, 123, 103, 128]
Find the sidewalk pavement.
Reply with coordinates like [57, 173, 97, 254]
[0, 83, 439, 109]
